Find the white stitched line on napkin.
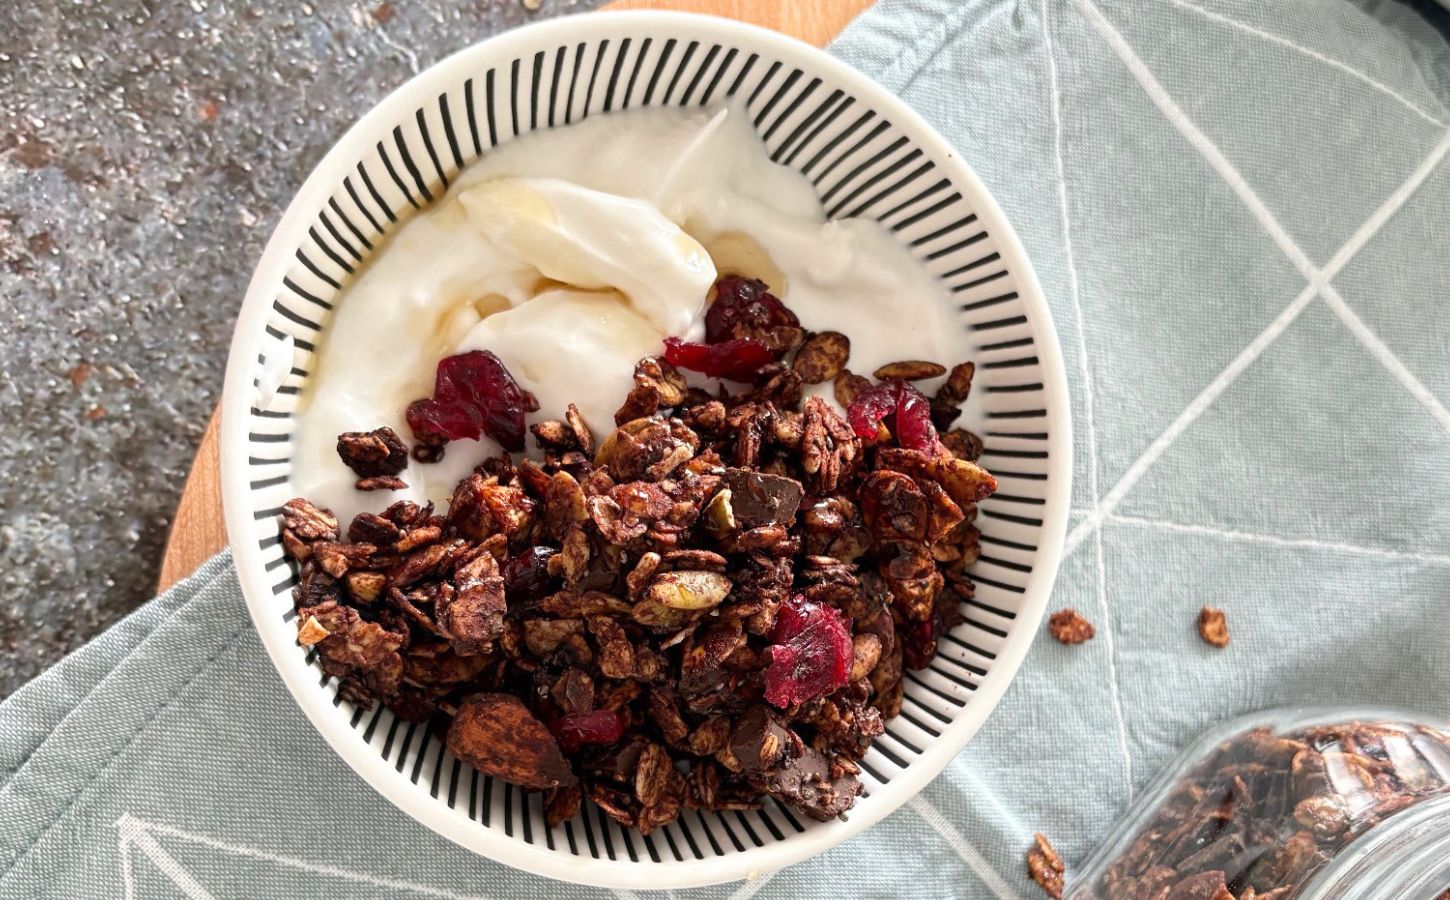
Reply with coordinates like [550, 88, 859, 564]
[118, 816, 218, 900]
[1040, 0, 1135, 798]
[114, 815, 494, 900]
[1060, 284, 1317, 559]
[1107, 514, 1450, 566]
[1061, 126, 1450, 559]
[907, 796, 1021, 900]
[113, 813, 781, 900]
[947, 758, 1034, 847]
[1316, 128, 1450, 436]
[118, 827, 137, 900]
[1070, 0, 1319, 281]
[1320, 284, 1450, 435]
[1318, 138, 1450, 279]
[1161, 0, 1446, 128]
[1060, 0, 1450, 560]
[0, 622, 249, 882]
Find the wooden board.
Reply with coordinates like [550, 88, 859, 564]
[599, 0, 870, 48]
[157, 409, 224, 592]
[157, 0, 872, 592]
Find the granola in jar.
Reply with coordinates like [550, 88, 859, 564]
[1070, 709, 1450, 899]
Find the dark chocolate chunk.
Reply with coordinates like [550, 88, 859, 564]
[729, 706, 790, 774]
[766, 743, 861, 821]
[723, 468, 804, 527]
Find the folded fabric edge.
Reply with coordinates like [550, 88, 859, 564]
[0, 552, 235, 793]
[829, 0, 966, 93]
[0, 552, 254, 886]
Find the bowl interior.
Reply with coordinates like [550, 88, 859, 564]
[220, 11, 1070, 890]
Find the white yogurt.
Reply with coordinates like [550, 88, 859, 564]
[291, 105, 959, 526]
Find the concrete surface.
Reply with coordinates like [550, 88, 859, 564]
[0, 0, 604, 697]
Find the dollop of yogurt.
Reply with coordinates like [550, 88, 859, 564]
[458, 178, 714, 338]
[291, 105, 959, 526]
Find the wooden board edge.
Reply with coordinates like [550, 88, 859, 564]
[158, 409, 225, 592]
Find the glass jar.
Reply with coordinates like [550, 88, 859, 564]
[1069, 708, 1450, 899]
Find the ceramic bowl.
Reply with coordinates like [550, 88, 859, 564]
[220, 11, 1072, 889]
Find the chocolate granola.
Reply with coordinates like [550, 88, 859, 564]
[1087, 720, 1450, 898]
[279, 277, 996, 833]
[336, 427, 410, 479]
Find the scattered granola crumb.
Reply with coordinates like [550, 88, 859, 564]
[370, 1, 395, 23]
[68, 363, 91, 388]
[1027, 833, 1065, 899]
[1198, 605, 1229, 648]
[196, 100, 221, 122]
[84, 404, 106, 422]
[520, 0, 542, 10]
[1048, 608, 1095, 645]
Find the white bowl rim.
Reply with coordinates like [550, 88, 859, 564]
[220, 9, 1073, 890]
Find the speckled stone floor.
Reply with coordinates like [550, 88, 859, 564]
[0, 0, 605, 697]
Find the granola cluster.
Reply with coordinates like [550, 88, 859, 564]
[1088, 720, 1450, 899]
[279, 293, 996, 832]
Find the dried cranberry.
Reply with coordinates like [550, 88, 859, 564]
[704, 276, 801, 353]
[764, 594, 852, 708]
[502, 546, 558, 603]
[405, 351, 532, 452]
[662, 336, 775, 382]
[846, 379, 941, 453]
[549, 709, 626, 754]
